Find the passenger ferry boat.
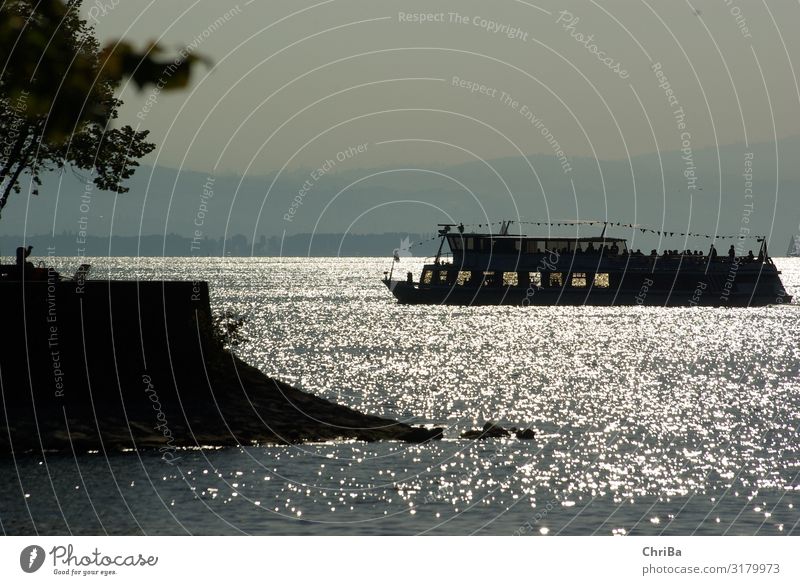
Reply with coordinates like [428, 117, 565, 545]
[383, 223, 792, 307]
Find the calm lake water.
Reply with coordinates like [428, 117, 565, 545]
[1, 256, 798, 535]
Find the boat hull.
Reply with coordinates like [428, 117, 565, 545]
[384, 280, 791, 307]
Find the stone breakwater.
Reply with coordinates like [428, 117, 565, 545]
[0, 279, 442, 456]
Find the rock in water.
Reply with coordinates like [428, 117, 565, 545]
[460, 422, 535, 440]
[399, 427, 444, 443]
[461, 421, 511, 439]
[516, 428, 536, 440]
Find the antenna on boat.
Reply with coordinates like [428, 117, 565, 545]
[435, 224, 454, 264]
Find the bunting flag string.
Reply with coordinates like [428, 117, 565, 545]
[403, 220, 763, 251]
[508, 220, 762, 239]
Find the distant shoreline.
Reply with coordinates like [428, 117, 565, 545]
[0, 232, 439, 258]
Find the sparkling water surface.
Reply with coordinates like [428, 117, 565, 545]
[1, 257, 798, 535]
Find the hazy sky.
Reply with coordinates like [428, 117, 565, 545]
[4, 0, 795, 245]
[84, 0, 800, 175]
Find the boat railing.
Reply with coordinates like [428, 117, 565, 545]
[423, 253, 453, 264]
[415, 252, 768, 269]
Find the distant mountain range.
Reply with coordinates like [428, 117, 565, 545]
[2, 136, 798, 256]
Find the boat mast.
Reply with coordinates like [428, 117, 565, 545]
[434, 224, 454, 263]
[758, 237, 772, 264]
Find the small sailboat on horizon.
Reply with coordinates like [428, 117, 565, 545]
[787, 234, 800, 257]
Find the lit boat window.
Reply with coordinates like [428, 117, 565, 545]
[457, 271, 470, 285]
[438, 271, 448, 283]
[483, 271, 496, 286]
[571, 272, 587, 287]
[503, 272, 518, 286]
[422, 270, 433, 285]
[529, 272, 542, 287]
[549, 272, 563, 287]
[595, 273, 610, 288]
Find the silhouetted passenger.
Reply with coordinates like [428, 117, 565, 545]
[747, 250, 754, 262]
[406, 271, 413, 283]
[610, 243, 619, 255]
[15, 245, 34, 278]
[709, 244, 718, 259]
[586, 242, 595, 253]
[728, 245, 735, 260]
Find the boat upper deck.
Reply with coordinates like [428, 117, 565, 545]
[447, 232, 628, 255]
[440, 231, 771, 273]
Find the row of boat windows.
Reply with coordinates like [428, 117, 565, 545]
[449, 237, 626, 254]
[421, 270, 611, 288]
